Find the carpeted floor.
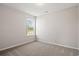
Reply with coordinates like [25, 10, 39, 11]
[0, 41, 79, 56]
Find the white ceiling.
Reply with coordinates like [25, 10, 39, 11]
[2, 3, 78, 16]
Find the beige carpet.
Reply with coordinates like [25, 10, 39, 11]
[0, 41, 79, 56]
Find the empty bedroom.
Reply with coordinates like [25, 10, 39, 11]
[0, 3, 79, 56]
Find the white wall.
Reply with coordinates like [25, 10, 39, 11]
[37, 6, 78, 49]
[0, 5, 35, 50]
[78, 6, 79, 49]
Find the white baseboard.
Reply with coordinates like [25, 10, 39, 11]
[0, 39, 79, 52]
[38, 40, 79, 50]
[0, 40, 35, 51]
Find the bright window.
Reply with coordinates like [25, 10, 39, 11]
[26, 17, 35, 36]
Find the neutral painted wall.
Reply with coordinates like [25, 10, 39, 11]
[78, 6, 79, 49]
[36, 6, 78, 49]
[0, 5, 35, 50]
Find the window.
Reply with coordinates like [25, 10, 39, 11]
[26, 17, 35, 36]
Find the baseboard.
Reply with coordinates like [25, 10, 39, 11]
[38, 40, 79, 50]
[0, 40, 35, 52]
[53, 43, 79, 50]
[1, 39, 79, 52]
